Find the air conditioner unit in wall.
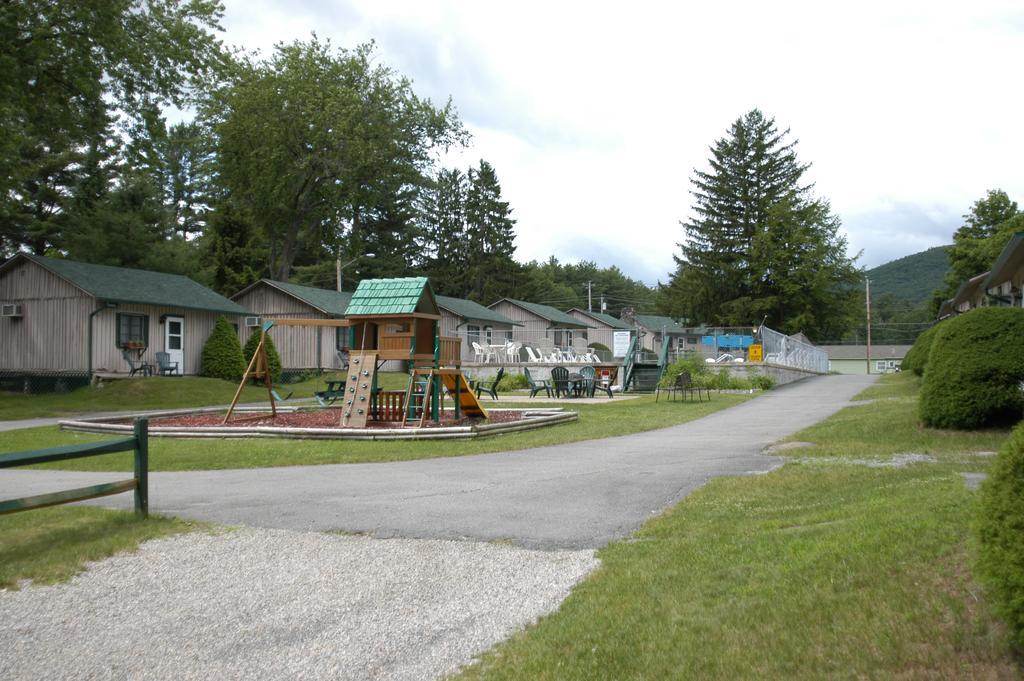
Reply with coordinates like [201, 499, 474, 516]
[0, 303, 23, 317]
[245, 316, 261, 327]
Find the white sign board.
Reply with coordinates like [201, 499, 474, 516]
[613, 331, 631, 358]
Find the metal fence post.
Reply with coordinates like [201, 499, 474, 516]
[133, 418, 149, 518]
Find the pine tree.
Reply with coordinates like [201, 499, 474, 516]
[419, 168, 468, 295]
[663, 110, 859, 338]
[465, 160, 517, 302]
[200, 317, 245, 381]
[243, 328, 282, 383]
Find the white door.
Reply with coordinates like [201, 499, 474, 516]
[165, 316, 184, 375]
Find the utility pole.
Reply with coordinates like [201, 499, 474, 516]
[586, 281, 593, 312]
[336, 257, 342, 292]
[865, 277, 872, 375]
[600, 295, 607, 313]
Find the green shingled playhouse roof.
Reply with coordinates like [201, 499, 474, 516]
[436, 295, 521, 326]
[345, 277, 437, 316]
[263, 280, 352, 316]
[13, 254, 249, 315]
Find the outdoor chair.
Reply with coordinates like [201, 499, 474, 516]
[471, 341, 488, 363]
[656, 372, 710, 402]
[524, 367, 552, 398]
[525, 346, 543, 363]
[474, 367, 505, 400]
[121, 349, 150, 377]
[579, 365, 613, 398]
[550, 366, 571, 398]
[154, 351, 179, 376]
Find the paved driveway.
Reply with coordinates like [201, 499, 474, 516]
[0, 374, 875, 549]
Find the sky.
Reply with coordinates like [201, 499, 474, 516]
[217, 0, 1024, 285]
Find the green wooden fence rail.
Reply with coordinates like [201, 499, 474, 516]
[0, 418, 149, 517]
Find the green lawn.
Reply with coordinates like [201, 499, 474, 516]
[0, 507, 201, 589]
[0, 393, 753, 471]
[456, 373, 1020, 679]
[0, 371, 412, 421]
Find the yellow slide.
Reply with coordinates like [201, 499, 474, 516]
[438, 370, 488, 419]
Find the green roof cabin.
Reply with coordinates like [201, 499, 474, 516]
[0, 253, 250, 387]
[437, 295, 521, 363]
[231, 279, 353, 375]
[487, 298, 593, 357]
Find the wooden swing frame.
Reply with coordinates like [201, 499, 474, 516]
[222, 318, 351, 424]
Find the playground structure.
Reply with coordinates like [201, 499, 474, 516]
[224, 277, 487, 428]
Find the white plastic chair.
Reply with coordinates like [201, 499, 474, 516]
[525, 346, 543, 363]
[472, 341, 486, 363]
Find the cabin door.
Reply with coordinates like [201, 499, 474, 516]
[164, 316, 184, 375]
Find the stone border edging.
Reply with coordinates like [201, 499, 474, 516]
[58, 406, 578, 441]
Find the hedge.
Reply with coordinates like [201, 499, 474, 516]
[919, 307, 1024, 429]
[243, 328, 283, 384]
[901, 322, 941, 376]
[200, 317, 245, 382]
[977, 421, 1024, 649]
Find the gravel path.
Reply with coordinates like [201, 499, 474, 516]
[0, 528, 598, 681]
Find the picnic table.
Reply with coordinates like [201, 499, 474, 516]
[315, 379, 347, 406]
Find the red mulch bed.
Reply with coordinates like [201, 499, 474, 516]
[146, 408, 524, 430]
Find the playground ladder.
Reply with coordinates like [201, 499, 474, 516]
[341, 352, 377, 429]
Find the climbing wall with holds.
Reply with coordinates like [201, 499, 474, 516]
[340, 352, 378, 429]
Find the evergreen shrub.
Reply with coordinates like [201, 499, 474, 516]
[977, 421, 1024, 649]
[200, 317, 245, 381]
[243, 328, 283, 383]
[496, 372, 529, 392]
[919, 307, 1024, 429]
[901, 322, 941, 376]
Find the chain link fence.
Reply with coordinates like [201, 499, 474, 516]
[759, 326, 829, 373]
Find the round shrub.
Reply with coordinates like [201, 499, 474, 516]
[496, 372, 529, 393]
[901, 322, 942, 376]
[200, 316, 245, 381]
[919, 307, 1024, 429]
[243, 328, 283, 383]
[659, 356, 708, 388]
[977, 421, 1024, 649]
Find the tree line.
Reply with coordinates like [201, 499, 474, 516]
[7, 2, 915, 337]
[0, 0, 652, 314]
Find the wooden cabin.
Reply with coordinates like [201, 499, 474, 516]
[566, 308, 632, 358]
[231, 279, 352, 374]
[344, 277, 460, 367]
[984, 231, 1024, 308]
[621, 311, 690, 356]
[487, 298, 592, 351]
[952, 272, 989, 314]
[437, 295, 520, 362]
[0, 253, 250, 385]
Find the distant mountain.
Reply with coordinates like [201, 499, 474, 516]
[865, 246, 951, 305]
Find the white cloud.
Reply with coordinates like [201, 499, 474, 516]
[219, 0, 1024, 282]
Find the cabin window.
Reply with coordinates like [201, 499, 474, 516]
[467, 325, 480, 345]
[335, 326, 350, 350]
[484, 326, 493, 343]
[875, 361, 887, 372]
[116, 313, 149, 348]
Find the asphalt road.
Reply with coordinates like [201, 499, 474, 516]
[0, 374, 876, 550]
